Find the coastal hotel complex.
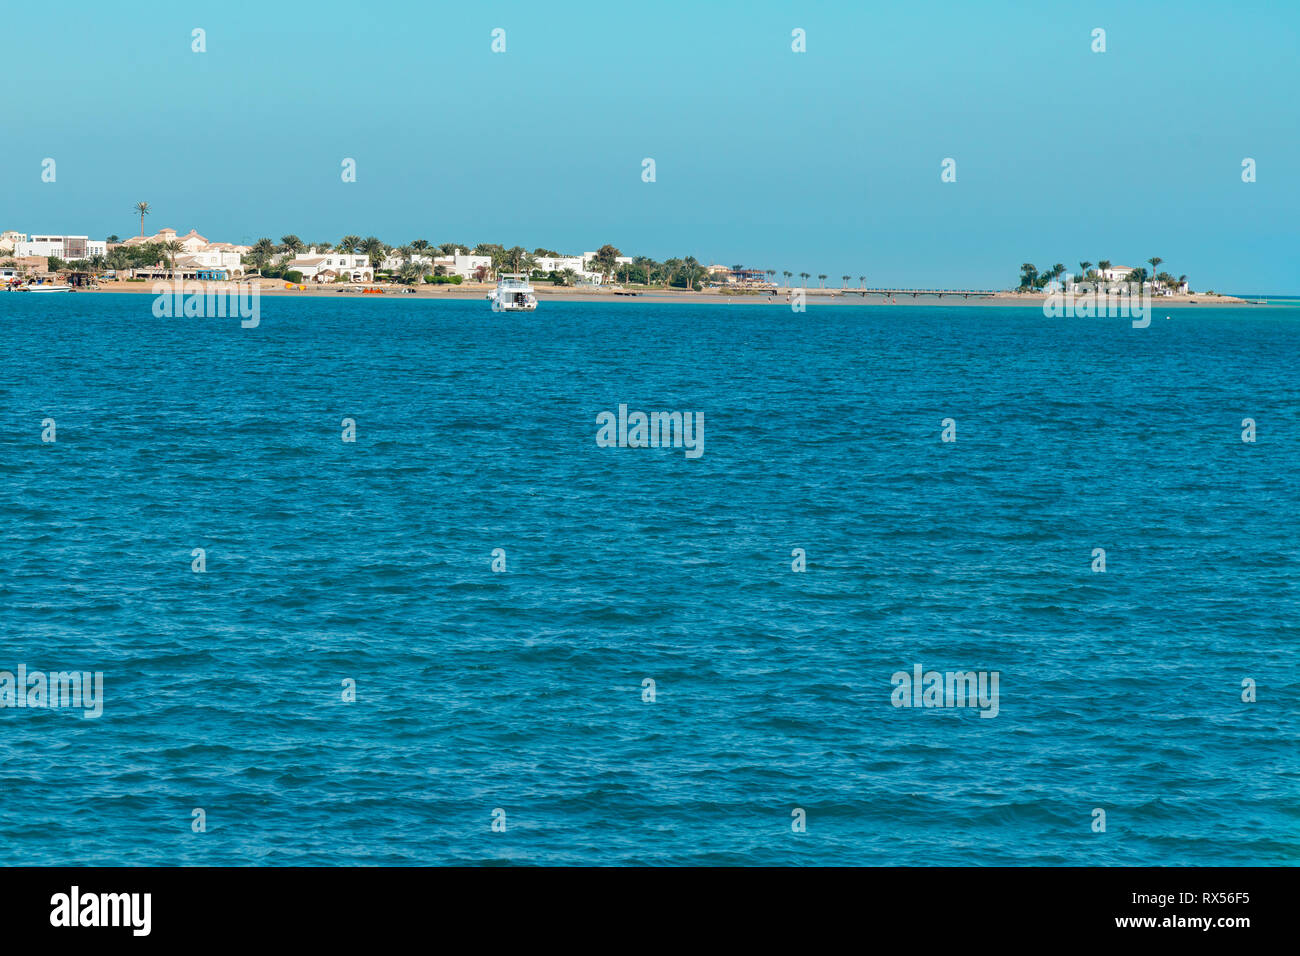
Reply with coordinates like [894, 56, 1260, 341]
[0, 226, 785, 289]
[0, 227, 653, 285]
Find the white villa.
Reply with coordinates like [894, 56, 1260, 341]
[378, 248, 493, 279]
[0, 230, 27, 253]
[14, 235, 108, 260]
[1069, 264, 1189, 295]
[435, 249, 492, 279]
[286, 248, 374, 282]
[119, 228, 251, 276]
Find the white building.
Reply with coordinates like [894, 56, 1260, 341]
[172, 252, 246, 276]
[533, 254, 585, 274]
[380, 252, 434, 271]
[378, 248, 492, 279]
[286, 248, 373, 282]
[15, 235, 108, 260]
[529, 253, 615, 284]
[433, 249, 493, 279]
[582, 251, 633, 267]
[1100, 265, 1135, 282]
[0, 231, 26, 253]
[118, 228, 252, 276]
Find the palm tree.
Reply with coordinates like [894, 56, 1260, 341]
[681, 256, 703, 290]
[1097, 259, 1112, 286]
[841, 274, 850, 288]
[662, 258, 682, 289]
[280, 235, 304, 260]
[338, 235, 361, 254]
[858, 275, 866, 288]
[561, 268, 578, 287]
[247, 238, 275, 276]
[1018, 263, 1039, 291]
[134, 201, 151, 238]
[396, 244, 414, 265]
[783, 270, 792, 289]
[505, 245, 529, 274]
[765, 269, 775, 286]
[1148, 257, 1162, 289]
[1079, 261, 1092, 282]
[817, 273, 827, 288]
[164, 240, 182, 276]
[799, 272, 810, 287]
[360, 237, 386, 277]
[630, 256, 655, 286]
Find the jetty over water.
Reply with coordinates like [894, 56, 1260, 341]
[842, 288, 999, 300]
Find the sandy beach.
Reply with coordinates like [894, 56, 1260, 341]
[71, 280, 1252, 307]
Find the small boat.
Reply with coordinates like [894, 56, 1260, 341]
[488, 274, 537, 312]
[18, 284, 73, 293]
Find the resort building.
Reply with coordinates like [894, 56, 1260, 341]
[0, 231, 26, 252]
[117, 228, 252, 276]
[533, 254, 590, 277]
[120, 228, 226, 254]
[513, 252, 625, 284]
[1099, 265, 1135, 282]
[128, 229, 251, 256]
[435, 249, 493, 279]
[378, 248, 492, 279]
[707, 265, 775, 288]
[380, 252, 434, 271]
[582, 252, 633, 268]
[286, 248, 373, 282]
[1, 256, 46, 276]
[14, 235, 108, 260]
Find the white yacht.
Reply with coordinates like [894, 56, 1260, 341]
[17, 284, 72, 293]
[488, 273, 537, 312]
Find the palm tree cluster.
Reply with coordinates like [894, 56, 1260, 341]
[225, 232, 878, 293]
[256, 237, 722, 290]
[1017, 255, 1186, 293]
[611, 255, 709, 290]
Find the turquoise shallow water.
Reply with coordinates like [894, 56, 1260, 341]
[1, 293, 1297, 865]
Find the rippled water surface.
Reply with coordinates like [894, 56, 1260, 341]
[1, 294, 1297, 865]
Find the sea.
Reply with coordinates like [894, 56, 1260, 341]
[1, 292, 1296, 865]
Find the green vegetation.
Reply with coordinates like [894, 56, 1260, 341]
[1017, 255, 1189, 293]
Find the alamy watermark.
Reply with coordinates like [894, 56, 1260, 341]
[0, 664, 104, 718]
[50, 886, 150, 936]
[1044, 278, 1152, 328]
[596, 404, 704, 458]
[152, 277, 261, 328]
[891, 664, 1000, 718]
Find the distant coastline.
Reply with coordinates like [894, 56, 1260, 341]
[67, 280, 1252, 306]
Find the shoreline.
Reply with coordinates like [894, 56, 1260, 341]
[63, 281, 1257, 307]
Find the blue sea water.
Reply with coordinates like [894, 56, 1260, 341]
[1, 293, 1297, 866]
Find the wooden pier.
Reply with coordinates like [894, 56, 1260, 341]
[838, 288, 998, 300]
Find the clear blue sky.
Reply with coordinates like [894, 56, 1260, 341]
[4, 0, 1297, 291]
